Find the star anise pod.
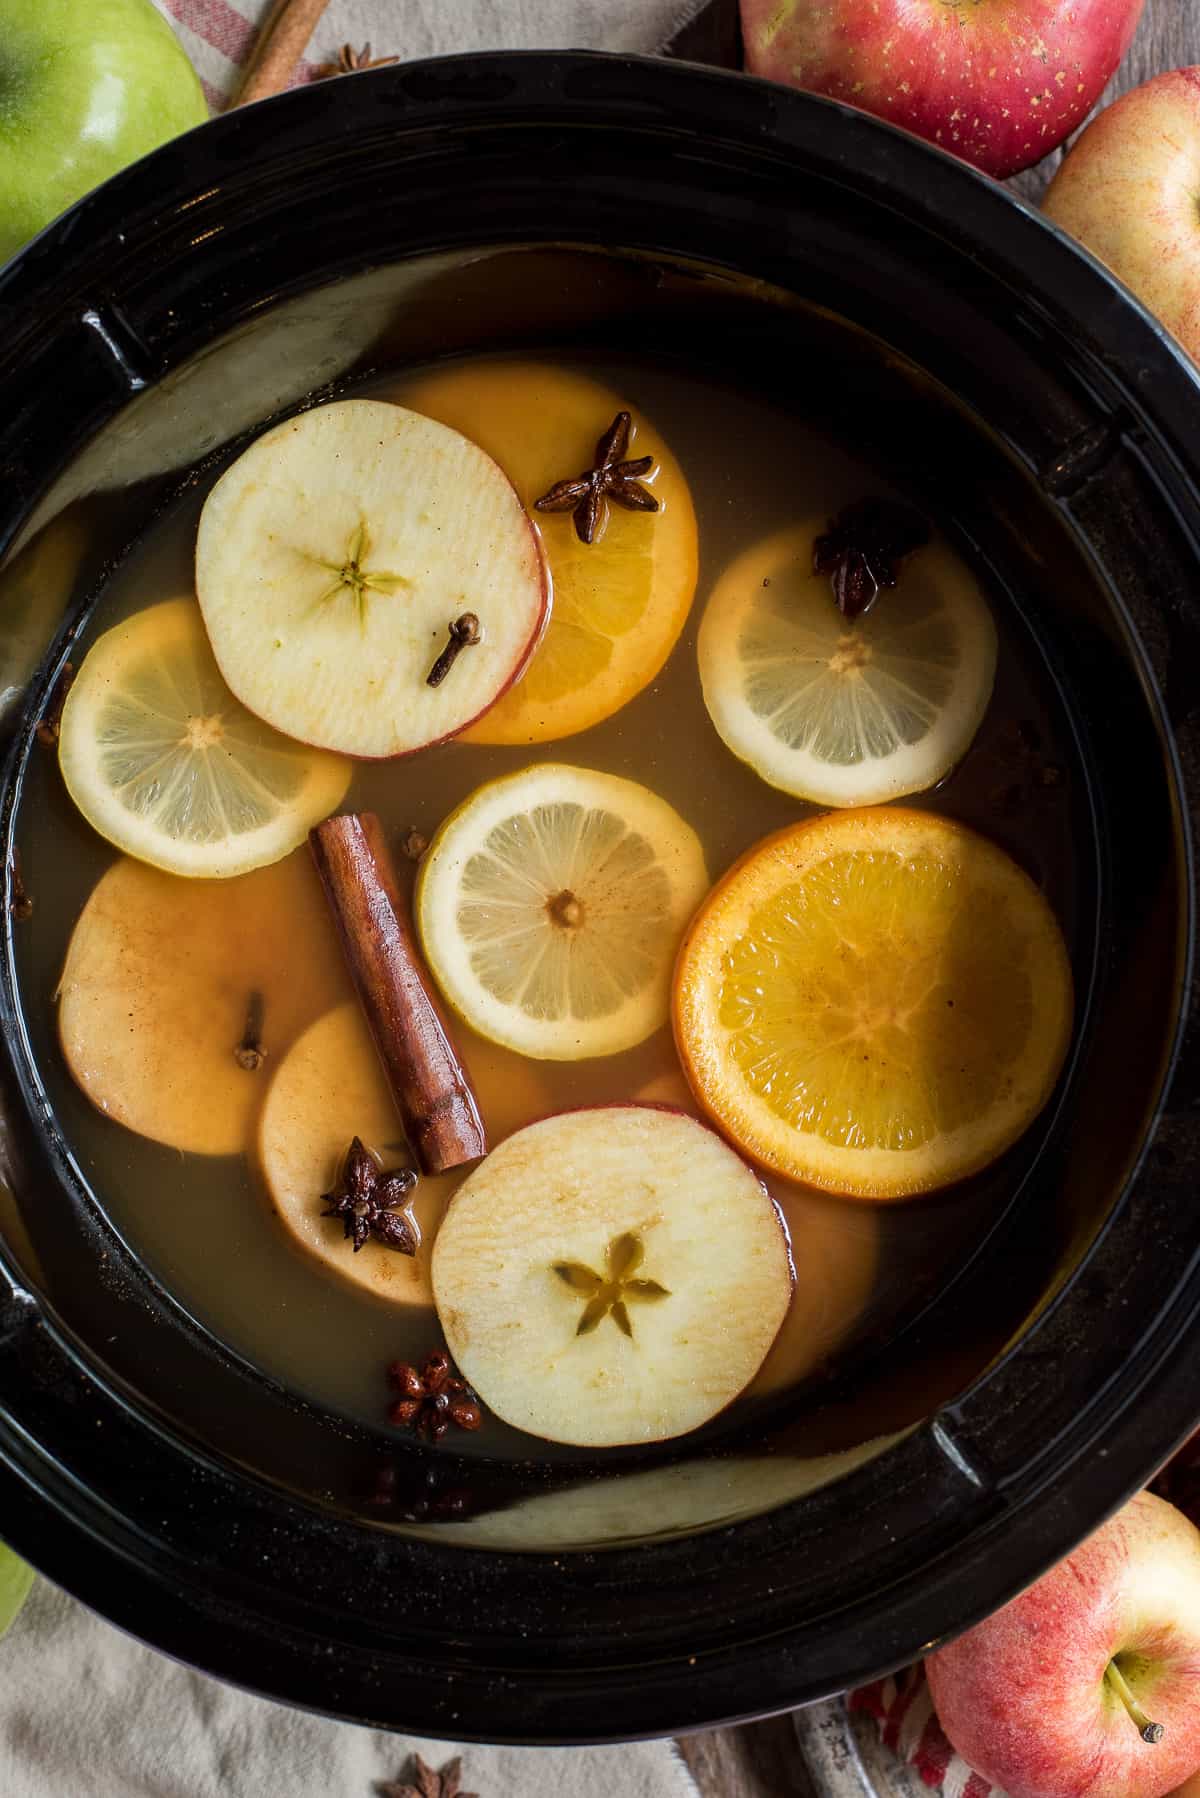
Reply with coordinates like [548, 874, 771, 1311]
[378, 1754, 478, 1798]
[317, 42, 399, 78]
[387, 1349, 483, 1441]
[321, 1137, 417, 1254]
[534, 410, 659, 545]
[812, 496, 930, 622]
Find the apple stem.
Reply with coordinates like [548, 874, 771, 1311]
[1104, 1660, 1165, 1745]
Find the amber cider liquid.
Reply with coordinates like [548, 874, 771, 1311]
[8, 345, 1088, 1464]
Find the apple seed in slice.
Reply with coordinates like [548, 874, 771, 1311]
[431, 1105, 794, 1446]
[195, 399, 548, 758]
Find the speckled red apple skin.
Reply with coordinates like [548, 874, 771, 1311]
[1044, 69, 1200, 364]
[926, 1490, 1200, 1798]
[740, 0, 1145, 178]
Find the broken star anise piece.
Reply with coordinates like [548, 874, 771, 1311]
[321, 1136, 417, 1254]
[377, 1754, 478, 1798]
[387, 1349, 483, 1441]
[534, 409, 659, 545]
[812, 496, 931, 623]
[317, 42, 399, 78]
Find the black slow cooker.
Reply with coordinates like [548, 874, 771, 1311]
[1, 52, 1199, 1743]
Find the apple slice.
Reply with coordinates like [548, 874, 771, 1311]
[259, 1001, 549, 1306]
[58, 849, 354, 1156]
[431, 1105, 793, 1447]
[635, 1071, 878, 1396]
[195, 399, 548, 758]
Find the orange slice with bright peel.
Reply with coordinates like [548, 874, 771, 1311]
[401, 361, 698, 744]
[673, 808, 1073, 1199]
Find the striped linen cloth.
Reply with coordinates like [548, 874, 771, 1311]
[153, 0, 713, 111]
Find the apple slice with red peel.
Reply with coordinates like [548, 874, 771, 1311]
[195, 398, 548, 758]
[431, 1105, 793, 1447]
[259, 1001, 549, 1306]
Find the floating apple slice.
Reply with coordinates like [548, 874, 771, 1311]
[195, 399, 548, 758]
[58, 850, 354, 1156]
[414, 1446, 899, 1548]
[258, 1001, 549, 1306]
[431, 1106, 793, 1447]
[635, 1071, 878, 1396]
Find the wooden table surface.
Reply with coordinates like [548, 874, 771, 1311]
[672, 0, 1198, 1791]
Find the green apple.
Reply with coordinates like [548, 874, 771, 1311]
[0, 0, 208, 266]
[0, 1537, 33, 1637]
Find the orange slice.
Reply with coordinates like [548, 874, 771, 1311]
[401, 361, 698, 744]
[673, 808, 1073, 1199]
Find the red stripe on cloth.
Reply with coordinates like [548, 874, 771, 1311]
[847, 1681, 889, 1721]
[161, 0, 256, 63]
[912, 1725, 954, 1788]
[200, 75, 224, 110]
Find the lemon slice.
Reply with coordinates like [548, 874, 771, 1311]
[674, 808, 1073, 1198]
[698, 524, 997, 806]
[58, 598, 351, 878]
[402, 361, 698, 744]
[416, 764, 709, 1060]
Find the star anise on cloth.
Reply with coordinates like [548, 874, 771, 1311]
[387, 1349, 483, 1440]
[317, 42, 399, 78]
[534, 410, 659, 544]
[812, 496, 930, 622]
[321, 1137, 417, 1254]
[377, 1755, 478, 1798]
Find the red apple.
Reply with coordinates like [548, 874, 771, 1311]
[927, 1490, 1200, 1798]
[740, 0, 1145, 178]
[1043, 69, 1200, 364]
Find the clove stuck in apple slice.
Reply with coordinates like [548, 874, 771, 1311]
[431, 1105, 794, 1447]
[195, 399, 549, 758]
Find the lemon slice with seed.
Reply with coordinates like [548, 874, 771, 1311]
[58, 598, 351, 878]
[416, 764, 709, 1060]
[698, 524, 997, 807]
[402, 361, 698, 744]
[673, 807, 1073, 1198]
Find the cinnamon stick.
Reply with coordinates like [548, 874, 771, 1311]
[310, 813, 486, 1175]
[234, 0, 332, 107]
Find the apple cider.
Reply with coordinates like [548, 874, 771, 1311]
[5, 335, 1088, 1470]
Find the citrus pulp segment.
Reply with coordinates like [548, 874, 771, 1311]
[697, 524, 997, 806]
[402, 361, 698, 743]
[195, 399, 548, 758]
[57, 598, 351, 878]
[673, 808, 1073, 1197]
[416, 764, 709, 1060]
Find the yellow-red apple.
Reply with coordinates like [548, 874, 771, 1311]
[1044, 69, 1200, 364]
[740, 0, 1145, 178]
[927, 1490, 1200, 1798]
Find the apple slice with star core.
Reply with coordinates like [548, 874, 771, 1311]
[195, 399, 548, 758]
[431, 1105, 793, 1447]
